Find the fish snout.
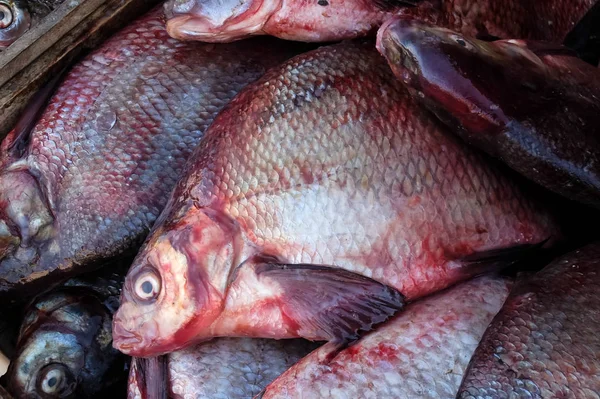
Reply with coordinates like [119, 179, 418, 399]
[112, 318, 144, 354]
[377, 17, 435, 86]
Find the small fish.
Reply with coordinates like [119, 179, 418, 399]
[458, 242, 600, 398]
[113, 40, 558, 357]
[163, 0, 595, 43]
[0, 0, 31, 49]
[4, 272, 126, 398]
[260, 275, 512, 399]
[0, 6, 308, 303]
[128, 339, 319, 399]
[377, 17, 600, 208]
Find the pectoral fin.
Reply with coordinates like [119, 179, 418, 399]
[457, 239, 549, 273]
[128, 356, 168, 399]
[253, 255, 404, 344]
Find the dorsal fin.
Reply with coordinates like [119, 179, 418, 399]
[563, 0, 600, 66]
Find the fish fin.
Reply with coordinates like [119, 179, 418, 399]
[2, 69, 66, 159]
[563, 0, 600, 66]
[254, 255, 405, 344]
[456, 239, 549, 272]
[131, 356, 168, 399]
[372, 0, 423, 11]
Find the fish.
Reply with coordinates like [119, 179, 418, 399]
[113, 39, 558, 357]
[259, 275, 511, 399]
[163, 0, 595, 43]
[128, 339, 319, 399]
[4, 272, 127, 398]
[0, 6, 308, 302]
[377, 17, 600, 209]
[0, 0, 31, 49]
[458, 242, 600, 398]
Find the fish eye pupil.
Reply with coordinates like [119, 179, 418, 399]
[142, 280, 153, 294]
[48, 377, 57, 387]
[456, 38, 467, 47]
[0, 11, 4, 20]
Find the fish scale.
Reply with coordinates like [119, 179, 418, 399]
[458, 243, 600, 398]
[113, 40, 558, 357]
[0, 7, 307, 300]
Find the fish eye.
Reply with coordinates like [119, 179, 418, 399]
[37, 363, 74, 397]
[133, 269, 162, 301]
[450, 35, 472, 49]
[0, 3, 13, 29]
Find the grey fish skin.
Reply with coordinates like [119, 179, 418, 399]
[168, 339, 319, 399]
[458, 243, 600, 399]
[377, 17, 600, 209]
[0, 6, 308, 302]
[128, 339, 319, 399]
[113, 39, 557, 357]
[259, 275, 512, 399]
[4, 273, 126, 398]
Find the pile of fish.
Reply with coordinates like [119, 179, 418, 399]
[0, 0, 600, 397]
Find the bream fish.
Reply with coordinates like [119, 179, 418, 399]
[113, 40, 557, 357]
[377, 17, 600, 208]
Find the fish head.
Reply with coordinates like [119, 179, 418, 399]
[6, 289, 119, 398]
[7, 331, 82, 398]
[164, 0, 281, 42]
[0, 0, 30, 49]
[113, 204, 238, 357]
[377, 17, 548, 137]
[0, 168, 56, 292]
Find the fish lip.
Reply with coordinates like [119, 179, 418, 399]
[112, 321, 144, 353]
[377, 17, 423, 82]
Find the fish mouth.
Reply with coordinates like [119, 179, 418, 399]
[112, 322, 144, 353]
[377, 17, 423, 85]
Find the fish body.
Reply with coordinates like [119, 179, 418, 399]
[260, 275, 512, 399]
[458, 243, 600, 398]
[128, 339, 319, 399]
[4, 272, 125, 398]
[377, 17, 600, 208]
[0, 0, 30, 48]
[113, 40, 557, 357]
[163, 0, 595, 43]
[0, 7, 307, 301]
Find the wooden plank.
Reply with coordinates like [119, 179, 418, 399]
[0, 0, 162, 138]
